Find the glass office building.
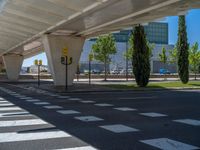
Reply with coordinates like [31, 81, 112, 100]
[80, 22, 175, 73]
[112, 22, 168, 44]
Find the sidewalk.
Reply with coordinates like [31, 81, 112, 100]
[1, 76, 200, 93]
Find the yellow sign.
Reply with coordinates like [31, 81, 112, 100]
[62, 47, 68, 56]
[39, 60, 43, 65]
[34, 60, 38, 65]
[89, 54, 93, 61]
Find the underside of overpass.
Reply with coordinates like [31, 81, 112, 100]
[0, 0, 199, 85]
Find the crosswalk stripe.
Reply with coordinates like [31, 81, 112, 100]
[54, 146, 97, 150]
[26, 99, 40, 102]
[0, 112, 31, 118]
[0, 101, 9, 103]
[0, 107, 22, 111]
[0, 131, 71, 143]
[43, 105, 63, 109]
[0, 103, 15, 106]
[0, 119, 48, 127]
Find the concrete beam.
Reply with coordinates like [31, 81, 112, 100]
[42, 35, 85, 86]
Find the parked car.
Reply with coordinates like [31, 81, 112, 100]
[159, 69, 171, 75]
[128, 69, 133, 74]
[83, 69, 89, 75]
[120, 69, 126, 74]
[91, 69, 101, 74]
[110, 70, 120, 74]
[119, 69, 133, 74]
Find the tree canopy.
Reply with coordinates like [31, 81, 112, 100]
[177, 15, 189, 84]
[92, 34, 116, 80]
[189, 42, 200, 80]
[132, 25, 150, 87]
[159, 47, 168, 65]
[92, 34, 116, 63]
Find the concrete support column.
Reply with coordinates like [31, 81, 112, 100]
[42, 35, 85, 86]
[3, 54, 24, 81]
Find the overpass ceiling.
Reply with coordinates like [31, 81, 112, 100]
[0, 0, 199, 56]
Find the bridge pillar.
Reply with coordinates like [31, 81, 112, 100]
[42, 35, 85, 86]
[3, 54, 24, 81]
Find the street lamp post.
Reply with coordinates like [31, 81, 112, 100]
[126, 41, 128, 81]
[61, 56, 73, 90]
[61, 48, 73, 91]
[34, 59, 42, 87]
[88, 54, 93, 85]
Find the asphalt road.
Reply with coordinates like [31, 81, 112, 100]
[0, 83, 199, 150]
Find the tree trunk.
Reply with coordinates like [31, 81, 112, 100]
[195, 72, 197, 80]
[104, 59, 107, 81]
[164, 63, 167, 81]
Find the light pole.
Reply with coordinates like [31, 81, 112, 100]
[61, 48, 73, 91]
[34, 59, 42, 87]
[61, 56, 72, 90]
[125, 41, 128, 81]
[88, 54, 93, 85]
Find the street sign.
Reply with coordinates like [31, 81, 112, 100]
[62, 47, 68, 56]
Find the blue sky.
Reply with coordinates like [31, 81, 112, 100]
[22, 9, 200, 67]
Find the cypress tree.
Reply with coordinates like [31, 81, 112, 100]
[177, 15, 189, 84]
[132, 25, 150, 87]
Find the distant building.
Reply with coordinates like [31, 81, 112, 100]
[80, 22, 176, 73]
[29, 65, 48, 74]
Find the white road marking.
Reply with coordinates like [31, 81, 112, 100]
[26, 99, 40, 102]
[75, 116, 104, 122]
[173, 119, 200, 126]
[0, 97, 5, 100]
[10, 94, 20, 96]
[80, 101, 95, 103]
[54, 146, 97, 150]
[0, 112, 31, 118]
[0, 103, 14, 106]
[43, 105, 63, 109]
[140, 138, 199, 150]
[100, 124, 139, 133]
[0, 119, 48, 127]
[15, 96, 26, 98]
[0, 130, 71, 143]
[34, 102, 50, 105]
[0, 107, 22, 111]
[20, 97, 33, 100]
[48, 94, 59, 97]
[0, 101, 9, 103]
[68, 98, 81, 101]
[58, 96, 70, 99]
[114, 107, 137, 111]
[139, 112, 167, 117]
[57, 110, 80, 115]
[94, 103, 113, 107]
[120, 96, 156, 100]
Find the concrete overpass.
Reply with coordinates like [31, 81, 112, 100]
[0, 0, 199, 86]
